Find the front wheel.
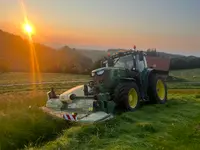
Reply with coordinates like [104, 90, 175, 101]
[114, 82, 140, 111]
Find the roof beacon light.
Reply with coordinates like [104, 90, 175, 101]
[133, 45, 136, 50]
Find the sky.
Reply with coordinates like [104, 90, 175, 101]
[0, 0, 199, 55]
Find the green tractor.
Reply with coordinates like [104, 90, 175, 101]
[42, 50, 169, 123]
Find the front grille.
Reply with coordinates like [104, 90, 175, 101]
[92, 70, 109, 85]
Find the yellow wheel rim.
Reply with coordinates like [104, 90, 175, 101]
[156, 79, 165, 100]
[128, 88, 138, 108]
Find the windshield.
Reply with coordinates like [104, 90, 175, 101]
[113, 55, 134, 69]
[102, 55, 135, 70]
[102, 55, 134, 70]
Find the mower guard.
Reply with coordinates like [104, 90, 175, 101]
[41, 85, 113, 123]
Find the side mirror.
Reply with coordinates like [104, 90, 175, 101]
[107, 58, 114, 67]
[138, 51, 144, 61]
[100, 61, 104, 67]
[139, 54, 144, 61]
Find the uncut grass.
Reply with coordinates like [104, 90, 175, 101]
[0, 92, 72, 150]
[29, 94, 200, 150]
[0, 74, 88, 149]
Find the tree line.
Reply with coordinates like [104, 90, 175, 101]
[0, 30, 93, 74]
[146, 49, 200, 70]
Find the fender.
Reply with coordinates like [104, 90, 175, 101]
[120, 77, 136, 82]
[119, 77, 141, 90]
[147, 68, 169, 81]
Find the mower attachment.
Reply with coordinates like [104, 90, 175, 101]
[41, 84, 114, 123]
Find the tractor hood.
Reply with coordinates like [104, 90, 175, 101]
[91, 67, 120, 77]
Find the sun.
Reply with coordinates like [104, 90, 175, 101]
[23, 23, 34, 35]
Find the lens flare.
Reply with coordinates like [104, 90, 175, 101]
[19, 0, 42, 91]
[23, 23, 33, 35]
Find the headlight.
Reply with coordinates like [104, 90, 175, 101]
[96, 70, 104, 76]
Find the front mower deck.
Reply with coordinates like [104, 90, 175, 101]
[41, 106, 113, 123]
[41, 84, 114, 123]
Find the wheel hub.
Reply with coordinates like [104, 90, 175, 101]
[128, 88, 138, 108]
[156, 79, 165, 100]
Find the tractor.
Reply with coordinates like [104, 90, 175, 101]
[42, 50, 169, 123]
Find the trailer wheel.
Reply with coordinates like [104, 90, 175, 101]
[114, 82, 140, 111]
[148, 74, 167, 104]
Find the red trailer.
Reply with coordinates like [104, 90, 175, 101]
[146, 56, 171, 79]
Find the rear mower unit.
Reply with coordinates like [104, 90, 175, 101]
[41, 50, 169, 123]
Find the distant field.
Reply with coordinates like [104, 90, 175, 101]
[169, 68, 200, 81]
[167, 68, 200, 89]
[0, 72, 90, 85]
[0, 72, 89, 94]
[167, 82, 200, 89]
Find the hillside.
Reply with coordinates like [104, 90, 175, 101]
[0, 30, 93, 73]
[1, 29, 199, 73]
[76, 48, 186, 63]
[77, 49, 107, 62]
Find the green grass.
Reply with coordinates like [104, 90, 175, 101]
[0, 72, 89, 94]
[0, 82, 87, 94]
[167, 82, 200, 89]
[167, 68, 200, 89]
[27, 94, 200, 150]
[0, 73, 88, 150]
[0, 71, 200, 150]
[0, 92, 74, 150]
[0, 72, 89, 85]
[169, 68, 200, 81]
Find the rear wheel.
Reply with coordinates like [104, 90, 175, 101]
[114, 82, 140, 111]
[148, 74, 167, 104]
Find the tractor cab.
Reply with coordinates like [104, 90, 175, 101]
[101, 50, 148, 74]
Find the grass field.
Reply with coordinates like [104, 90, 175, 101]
[0, 69, 200, 150]
[0, 72, 89, 94]
[0, 92, 70, 150]
[169, 68, 200, 81]
[0, 73, 89, 150]
[0, 72, 89, 85]
[167, 68, 200, 90]
[28, 94, 200, 150]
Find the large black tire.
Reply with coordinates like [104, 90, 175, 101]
[148, 74, 167, 104]
[113, 82, 140, 111]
